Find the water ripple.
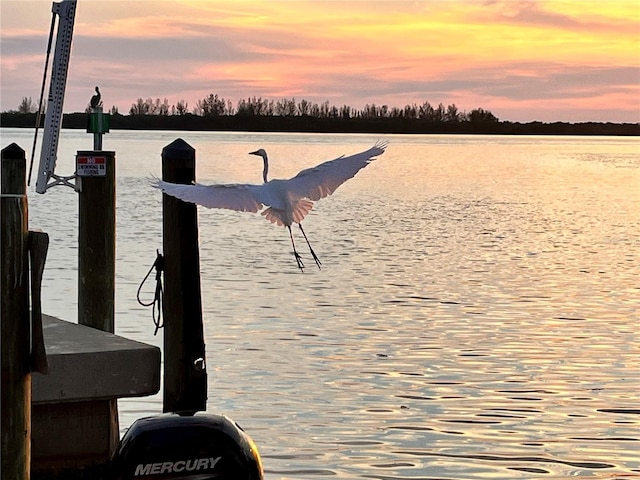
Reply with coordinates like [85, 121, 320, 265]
[393, 450, 617, 469]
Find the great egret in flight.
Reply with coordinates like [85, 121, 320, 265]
[154, 141, 387, 271]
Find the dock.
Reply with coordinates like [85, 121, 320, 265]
[32, 315, 160, 472]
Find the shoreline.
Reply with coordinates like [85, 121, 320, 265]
[2, 112, 638, 136]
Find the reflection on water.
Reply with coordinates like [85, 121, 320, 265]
[3, 129, 638, 478]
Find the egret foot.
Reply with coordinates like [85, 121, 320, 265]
[309, 247, 322, 270]
[294, 251, 305, 272]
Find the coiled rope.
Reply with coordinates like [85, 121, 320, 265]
[136, 250, 164, 335]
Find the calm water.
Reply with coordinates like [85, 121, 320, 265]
[2, 128, 639, 479]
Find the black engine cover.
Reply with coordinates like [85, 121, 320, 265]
[111, 413, 263, 480]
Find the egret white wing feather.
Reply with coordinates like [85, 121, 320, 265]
[286, 141, 387, 201]
[155, 179, 263, 213]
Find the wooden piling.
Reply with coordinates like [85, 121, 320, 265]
[77, 150, 115, 333]
[76, 150, 119, 457]
[161, 138, 207, 413]
[1, 143, 31, 480]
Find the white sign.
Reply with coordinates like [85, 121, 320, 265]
[76, 156, 106, 177]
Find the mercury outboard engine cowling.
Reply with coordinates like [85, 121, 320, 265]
[111, 413, 263, 480]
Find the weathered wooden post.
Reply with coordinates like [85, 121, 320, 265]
[77, 150, 116, 332]
[76, 149, 119, 454]
[161, 138, 207, 413]
[1, 143, 31, 480]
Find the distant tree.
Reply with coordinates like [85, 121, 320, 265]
[130, 98, 150, 115]
[433, 103, 445, 122]
[275, 98, 296, 116]
[468, 108, 499, 124]
[360, 104, 370, 118]
[18, 96, 36, 113]
[236, 96, 272, 116]
[319, 101, 330, 118]
[175, 99, 189, 115]
[297, 99, 311, 116]
[404, 104, 417, 119]
[236, 98, 248, 115]
[196, 94, 227, 116]
[127, 97, 169, 115]
[110, 105, 119, 115]
[418, 101, 433, 120]
[445, 104, 459, 122]
[148, 98, 160, 115]
[361, 103, 381, 119]
[158, 98, 170, 116]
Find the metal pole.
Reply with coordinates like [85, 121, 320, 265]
[92, 106, 103, 150]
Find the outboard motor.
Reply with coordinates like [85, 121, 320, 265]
[111, 412, 263, 480]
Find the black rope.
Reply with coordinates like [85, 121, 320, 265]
[137, 250, 164, 335]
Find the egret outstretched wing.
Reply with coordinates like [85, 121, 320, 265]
[286, 141, 387, 201]
[154, 180, 263, 213]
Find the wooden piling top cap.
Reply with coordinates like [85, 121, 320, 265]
[162, 138, 195, 159]
[2, 142, 25, 157]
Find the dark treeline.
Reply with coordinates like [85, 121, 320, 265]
[4, 95, 502, 122]
[2, 95, 638, 135]
[130, 95, 495, 122]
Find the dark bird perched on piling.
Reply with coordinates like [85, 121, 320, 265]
[90, 86, 101, 108]
[154, 142, 387, 271]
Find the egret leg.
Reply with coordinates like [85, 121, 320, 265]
[298, 223, 322, 270]
[288, 225, 305, 272]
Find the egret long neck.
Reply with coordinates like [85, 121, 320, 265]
[262, 156, 269, 183]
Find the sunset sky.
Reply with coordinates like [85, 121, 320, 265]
[1, 0, 638, 122]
